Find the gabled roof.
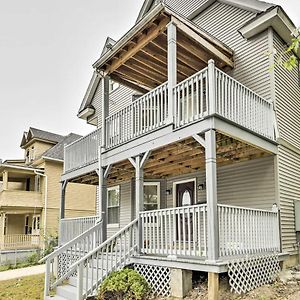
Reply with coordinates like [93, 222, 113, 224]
[42, 133, 82, 162]
[136, 0, 275, 22]
[101, 37, 117, 57]
[21, 127, 64, 148]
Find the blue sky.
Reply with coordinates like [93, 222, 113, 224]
[0, 0, 298, 159]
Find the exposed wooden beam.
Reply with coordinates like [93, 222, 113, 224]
[172, 17, 234, 68]
[105, 16, 170, 74]
[110, 73, 149, 94]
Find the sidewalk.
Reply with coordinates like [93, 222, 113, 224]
[0, 264, 45, 281]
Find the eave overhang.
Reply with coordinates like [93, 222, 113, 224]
[77, 107, 95, 120]
[239, 6, 299, 57]
[93, 4, 234, 92]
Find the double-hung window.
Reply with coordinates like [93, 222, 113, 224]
[107, 186, 120, 226]
[144, 182, 160, 211]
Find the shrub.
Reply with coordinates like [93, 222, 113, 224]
[97, 268, 150, 300]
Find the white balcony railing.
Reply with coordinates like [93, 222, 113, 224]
[105, 81, 168, 149]
[60, 215, 100, 245]
[64, 128, 101, 173]
[64, 65, 276, 173]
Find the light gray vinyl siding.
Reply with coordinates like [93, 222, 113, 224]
[193, 2, 271, 100]
[88, 79, 136, 128]
[107, 180, 133, 237]
[274, 32, 300, 148]
[165, 156, 275, 210]
[147, 0, 211, 18]
[109, 85, 135, 116]
[277, 145, 300, 255]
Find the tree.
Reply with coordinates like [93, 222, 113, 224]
[282, 28, 300, 70]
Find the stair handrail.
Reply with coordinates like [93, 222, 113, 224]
[40, 218, 103, 263]
[64, 218, 138, 299]
[42, 219, 103, 298]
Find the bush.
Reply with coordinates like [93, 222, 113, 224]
[97, 268, 150, 300]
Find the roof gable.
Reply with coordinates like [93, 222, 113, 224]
[137, 0, 274, 22]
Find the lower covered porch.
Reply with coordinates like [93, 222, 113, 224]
[61, 130, 281, 262]
[0, 211, 41, 250]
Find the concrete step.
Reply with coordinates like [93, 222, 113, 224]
[56, 285, 77, 300]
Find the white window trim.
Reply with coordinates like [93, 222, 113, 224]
[107, 185, 120, 228]
[144, 182, 161, 210]
[109, 80, 120, 94]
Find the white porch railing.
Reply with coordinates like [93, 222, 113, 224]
[218, 204, 280, 257]
[60, 216, 100, 245]
[0, 234, 41, 250]
[105, 82, 168, 149]
[64, 128, 101, 173]
[174, 67, 209, 127]
[140, 204, 207, 258]
[42, 220, 103, 298]
[214, 69, 275, 140]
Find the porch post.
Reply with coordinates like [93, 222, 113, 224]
[167, 21, 177, 124]
[101, 75, 110, 151]
[59, 180, 68, 245]
[205, 129, 219, 261]
[99, 165, 108, 241]
[208, 60, 216, 115]
[59, 180, 68, 221]
[2, 171, 8, 190]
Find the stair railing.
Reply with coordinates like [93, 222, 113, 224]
[65, 218, 138, 300]
[41, 219, 103, 298]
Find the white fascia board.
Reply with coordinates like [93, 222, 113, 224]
[77, 107, 95, 120]
[92, 3, 165, 69]
[239, 7, 299, 57]
[0, 164, 44, 173]
[42, 156, 64, 163]
[136, 0, 155, 23]
[219, 0, 274, 13]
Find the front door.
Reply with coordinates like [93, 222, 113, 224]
[176, 181, 195, 207]
[175, 181, 195, 242]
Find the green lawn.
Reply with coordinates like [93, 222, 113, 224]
[0, 274, 44, 300]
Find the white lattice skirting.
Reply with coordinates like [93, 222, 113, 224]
[228, 253, 280, 294]
[134, 264, 171, 297]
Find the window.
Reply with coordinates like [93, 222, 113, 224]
[144, 182, 160, 211]
[109, 80, 120, 93]
[30, 146, 35, 161]
[107, 186, 120, 225]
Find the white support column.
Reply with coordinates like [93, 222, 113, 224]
[2, 171, 8, 191]
[59, 180, 68, 245]
[99, 165, 108, 241]
[208, 59, 216, 115]
[129, 151, 150, 252]
[167, 21, 177, 124]
[205, 129, 219, 261]
[101, 75, 110, 151]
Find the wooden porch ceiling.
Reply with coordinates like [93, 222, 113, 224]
[95, 8, 234, 92]
[70, 132, 272, 186]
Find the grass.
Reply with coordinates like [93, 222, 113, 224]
[0, 262, 39, 272]
[0, 274, 44, 300]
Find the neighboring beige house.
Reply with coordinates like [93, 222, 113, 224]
[0, 127, 96, 251]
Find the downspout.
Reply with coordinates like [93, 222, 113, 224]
[34, 170, 47, 250]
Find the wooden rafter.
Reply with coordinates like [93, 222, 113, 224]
[105, 15, 170, 75]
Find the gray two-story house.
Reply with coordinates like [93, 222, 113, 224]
[42, 1, 300, 299]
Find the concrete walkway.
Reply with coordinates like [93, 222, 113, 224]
[0, 264, 45, 281]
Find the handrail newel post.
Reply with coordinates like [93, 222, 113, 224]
[167, 21, 177, 125]
[208, 59, 216, 116]
[76, 262, 84, 300]
[44, 259, 50, 299]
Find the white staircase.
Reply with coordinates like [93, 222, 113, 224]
[43, 219, 138, 300]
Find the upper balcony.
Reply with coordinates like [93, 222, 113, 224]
[63, 4, 276, 177]
[64, 63, 276, 176]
